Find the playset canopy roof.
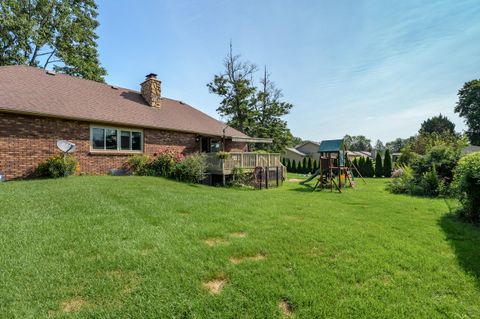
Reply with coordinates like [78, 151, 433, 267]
[318, 139, 344, 153]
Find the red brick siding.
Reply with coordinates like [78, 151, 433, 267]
[0, 112, 199, 180]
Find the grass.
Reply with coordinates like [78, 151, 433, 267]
[0, 176, 479, 318]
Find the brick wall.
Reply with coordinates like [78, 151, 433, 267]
[0, 112, 200, 180]
[224, 140, 248, 152]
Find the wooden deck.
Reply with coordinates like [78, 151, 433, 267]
[205, 152, 283, 174]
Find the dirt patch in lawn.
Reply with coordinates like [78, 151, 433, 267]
[230, 252, 265, 264]
[230, 231, 246, 238]
[203, 276, 227, 295]
[203, 237, 227, 247]
[278, 299, 294, 317]
[107, 270, 140, 294]
[178, 209, 191, 216]
[61, 297, 86, 313]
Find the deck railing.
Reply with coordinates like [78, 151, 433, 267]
[205, 152, 282, 173]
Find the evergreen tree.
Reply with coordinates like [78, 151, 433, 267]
[291, 160, 297, 173]
[383, 149, 393, 177]
[365, 158, 375, 177]
[352, 157, 359, 177]
[313, 159, 318, 172]
[374, 153, 383, 177]
[358, 157, 366, 177]
[281, 158, 286, 166]
[302, 158, 308, 174]
[286, 159, 291, 172]
[297, 161, 303, 174]
[307, 158, 313, 173]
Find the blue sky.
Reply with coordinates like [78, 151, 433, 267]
[96, 0, 480, 143]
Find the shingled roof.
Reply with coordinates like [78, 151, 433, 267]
[0, 65, 248, 138]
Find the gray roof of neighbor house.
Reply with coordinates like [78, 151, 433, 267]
[0, 65, 248, 138]
[285, 147, 306, 156]
[295, 140, 320, 148]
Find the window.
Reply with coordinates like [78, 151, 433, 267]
[90, 126, 143, 152]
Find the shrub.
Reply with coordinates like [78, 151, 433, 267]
[37, 154, 78, 178]
[386, 166, 415, 194]
[229, 166, 251, 187]
[383, 149, 393, 177]
[297, 161, 303, 174]
[375, 153, 383, 177]
[149, 150, 183, 177]
[127, 154, 150, 175]
[302, 158, 308, 174]
[452, 152, 480, 222]
[417, 166, 441, 197]
[173, 153, 207, 183]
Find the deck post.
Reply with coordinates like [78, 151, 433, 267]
[265, 166, 269, 189]
[276, 166, 279, 187]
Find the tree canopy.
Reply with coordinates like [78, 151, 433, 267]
[0, 0, 106, 82]
[343, 135, 372, 151]
[455, 79, 480, 145]
[208, 44, 294, 152]
[419, 114, 456, 135]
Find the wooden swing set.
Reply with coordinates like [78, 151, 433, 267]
[312, 139, 366, 193]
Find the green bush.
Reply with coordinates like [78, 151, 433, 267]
[229, 166, 251, 187]
[149, 151, 183, 177]
[417, 166, 442, 196]
[386, 166, 415, 194]
[127, 154, 150, 175]
[452, 152, 480, 222]
[37, 154, 78, 178]
[173, 153, 207, 183]
[307, 158, 313, 174]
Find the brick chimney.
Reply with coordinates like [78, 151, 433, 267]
[141, 73, 161, 108]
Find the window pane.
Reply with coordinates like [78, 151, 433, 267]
[92, 128, 105, 149]
[121, 131, 131, 150]
[105, 129, 117, 150]
[210, 140, 220, 153]
[132, 132, 142, 150]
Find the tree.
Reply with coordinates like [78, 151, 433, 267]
[291, 160, 297, 173]
[207, 43, 258, 135]
[374, 140, 385, 152]
[343, 135, 372, 151]
[307, 158, 313, 173]
[297, 160, 303, 174]
[290, 136, 303, 147]
[313, 159, 318, 172]
[455, 79, 480, 145]
[0, 0, 106, 82]
[302, 158, 308, 174]
[375, 153, 383, 177]
[386, 137, 414, 153]
[358, 157, 366, 176]
[250, 67, 293, 152]
[286, 159, 291, 172]
[419, 114, 456, 135]
[365, 157, 375, 177]
[383, 149, 392, 177]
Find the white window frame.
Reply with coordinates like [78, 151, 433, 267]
[90, 125, 144, 153]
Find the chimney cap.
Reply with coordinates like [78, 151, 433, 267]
[145, 73, 158, 79]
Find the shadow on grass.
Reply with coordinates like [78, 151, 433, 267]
[439, 213, 480, 289]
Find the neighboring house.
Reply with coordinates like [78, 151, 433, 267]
[295, 141, 321, 161]
[284, 147, 306, 163]
[0, 65, 267, 180]
[346, 151, 372, 159]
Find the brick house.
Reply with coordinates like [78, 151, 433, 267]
[0, 65, 267, 180]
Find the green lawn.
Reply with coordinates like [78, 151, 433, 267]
[0, 176, 479, 318]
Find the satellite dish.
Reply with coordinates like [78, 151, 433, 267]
[56, 140, 76, 153]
